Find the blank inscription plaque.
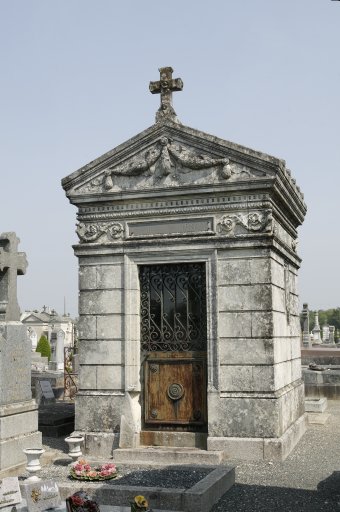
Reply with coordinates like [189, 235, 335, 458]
[128, 218, 214, 238]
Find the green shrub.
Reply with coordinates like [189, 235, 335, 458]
[35, 335, 51, 361]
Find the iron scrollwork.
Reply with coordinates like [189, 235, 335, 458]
[139, 263, 207, 352]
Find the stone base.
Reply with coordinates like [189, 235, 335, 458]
[307, 413, 330, 425]
[0, 399, 41, 475]
[305, 397, 328, 413]
[112, 447, 227, 466]
[207, 413, 306, 461]
[80, 432, 120, 458]
[140, 431, 207, 449]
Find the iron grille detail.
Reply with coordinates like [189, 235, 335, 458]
[139, 263, 207, 352]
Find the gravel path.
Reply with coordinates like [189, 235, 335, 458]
[38, 401, 340, 511]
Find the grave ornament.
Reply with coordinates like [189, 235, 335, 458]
[0, 232, 27, 321]
[149, 66, 183, 123]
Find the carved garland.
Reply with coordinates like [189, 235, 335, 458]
[82, 137, 259, 192]
[217, 210, 274, 236]
[76, 222, 124, 243]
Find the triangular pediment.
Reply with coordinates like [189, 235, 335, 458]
[22, 313, 47, 323]
[62, 121, 284, 200]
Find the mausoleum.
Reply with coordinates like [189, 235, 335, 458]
[62, 67, 307, 461]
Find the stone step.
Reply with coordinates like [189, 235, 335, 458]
[112, 447, 227, 466]
[140, 430, 207, 449]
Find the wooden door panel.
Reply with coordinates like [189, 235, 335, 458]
[145, 352, 206, 426]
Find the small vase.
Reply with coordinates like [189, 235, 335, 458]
[65, 435, 84, 461]
[23, 448, 45, 482]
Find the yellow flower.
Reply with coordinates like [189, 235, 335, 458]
[134, 495, 148, 508]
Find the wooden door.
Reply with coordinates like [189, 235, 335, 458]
[139, 263, 207, 431]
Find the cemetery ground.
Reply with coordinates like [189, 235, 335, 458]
[36, 401, 340, 512]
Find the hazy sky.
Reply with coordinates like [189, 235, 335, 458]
[1, 1, 339, 317]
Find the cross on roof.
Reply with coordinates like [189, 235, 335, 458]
[149, 66, 183, 123]
[0, 232, 28, 321]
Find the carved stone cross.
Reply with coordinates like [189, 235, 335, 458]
[0, 232, 28, 321]
[149, 66, 183, 123]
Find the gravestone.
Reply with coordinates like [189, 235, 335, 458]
[312, 311, 321, 343]
[301, 303, 311, 348]
[329, 325, 335, 344]
[56, 330, 65, 370]
[0, 232, 41, 476]
[62, 67, 307, 461]
[322, 325, 330, 344]
[49, 329, 64, 371]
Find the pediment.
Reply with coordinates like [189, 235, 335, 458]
[22, 313, 45, 323]
[62, 122, 282, 200]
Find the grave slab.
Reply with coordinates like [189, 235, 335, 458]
[54, 465, 235, 512]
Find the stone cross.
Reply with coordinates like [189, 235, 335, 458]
[0, 232, 28, 321]
[149, 66, 183, 123]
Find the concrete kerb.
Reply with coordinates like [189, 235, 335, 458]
[53, 465, 235, 512]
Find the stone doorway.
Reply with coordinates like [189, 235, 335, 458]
[139, 263, 208, 439]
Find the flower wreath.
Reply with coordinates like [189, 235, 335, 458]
[69, 459, 117, 481]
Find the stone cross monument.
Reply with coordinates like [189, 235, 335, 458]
[0, 232, 41, 476]
[0, 232, 27, 321]
[63, 67, 307, 462]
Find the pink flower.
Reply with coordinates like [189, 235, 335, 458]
[100, 470, 110, 477]
[87, 471, 98, 478]
[101, 463, 116, 471]
[74, 464, 83, 471]
[84, 464, 91, 471]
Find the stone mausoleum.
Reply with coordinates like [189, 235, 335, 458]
[62, 67, 307, 461]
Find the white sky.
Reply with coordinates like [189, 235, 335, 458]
[0, 1, 339, 317]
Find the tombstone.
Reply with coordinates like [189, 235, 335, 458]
[49, 329, 64, 371]
[29, 327, 38, 351]
[56, 329, 65, 370]
[49, 331, 57, 370]
[329, 326, 335, 344]
[312, 311, 322, 343]
[322, 325, 330, 344]
[301, 303, 311, 348]
[62, 67, 307, 461]
[0, 232, 41, 475]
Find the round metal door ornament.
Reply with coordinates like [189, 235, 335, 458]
[167, 383, 184, 401]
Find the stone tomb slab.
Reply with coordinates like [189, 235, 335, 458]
[38, 403, 75, 437]
[56, 465, 235, 512]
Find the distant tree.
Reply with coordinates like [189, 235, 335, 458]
[35, 335, 51, 361]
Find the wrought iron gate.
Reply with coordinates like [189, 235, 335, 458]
[139, 263, 207, 431]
